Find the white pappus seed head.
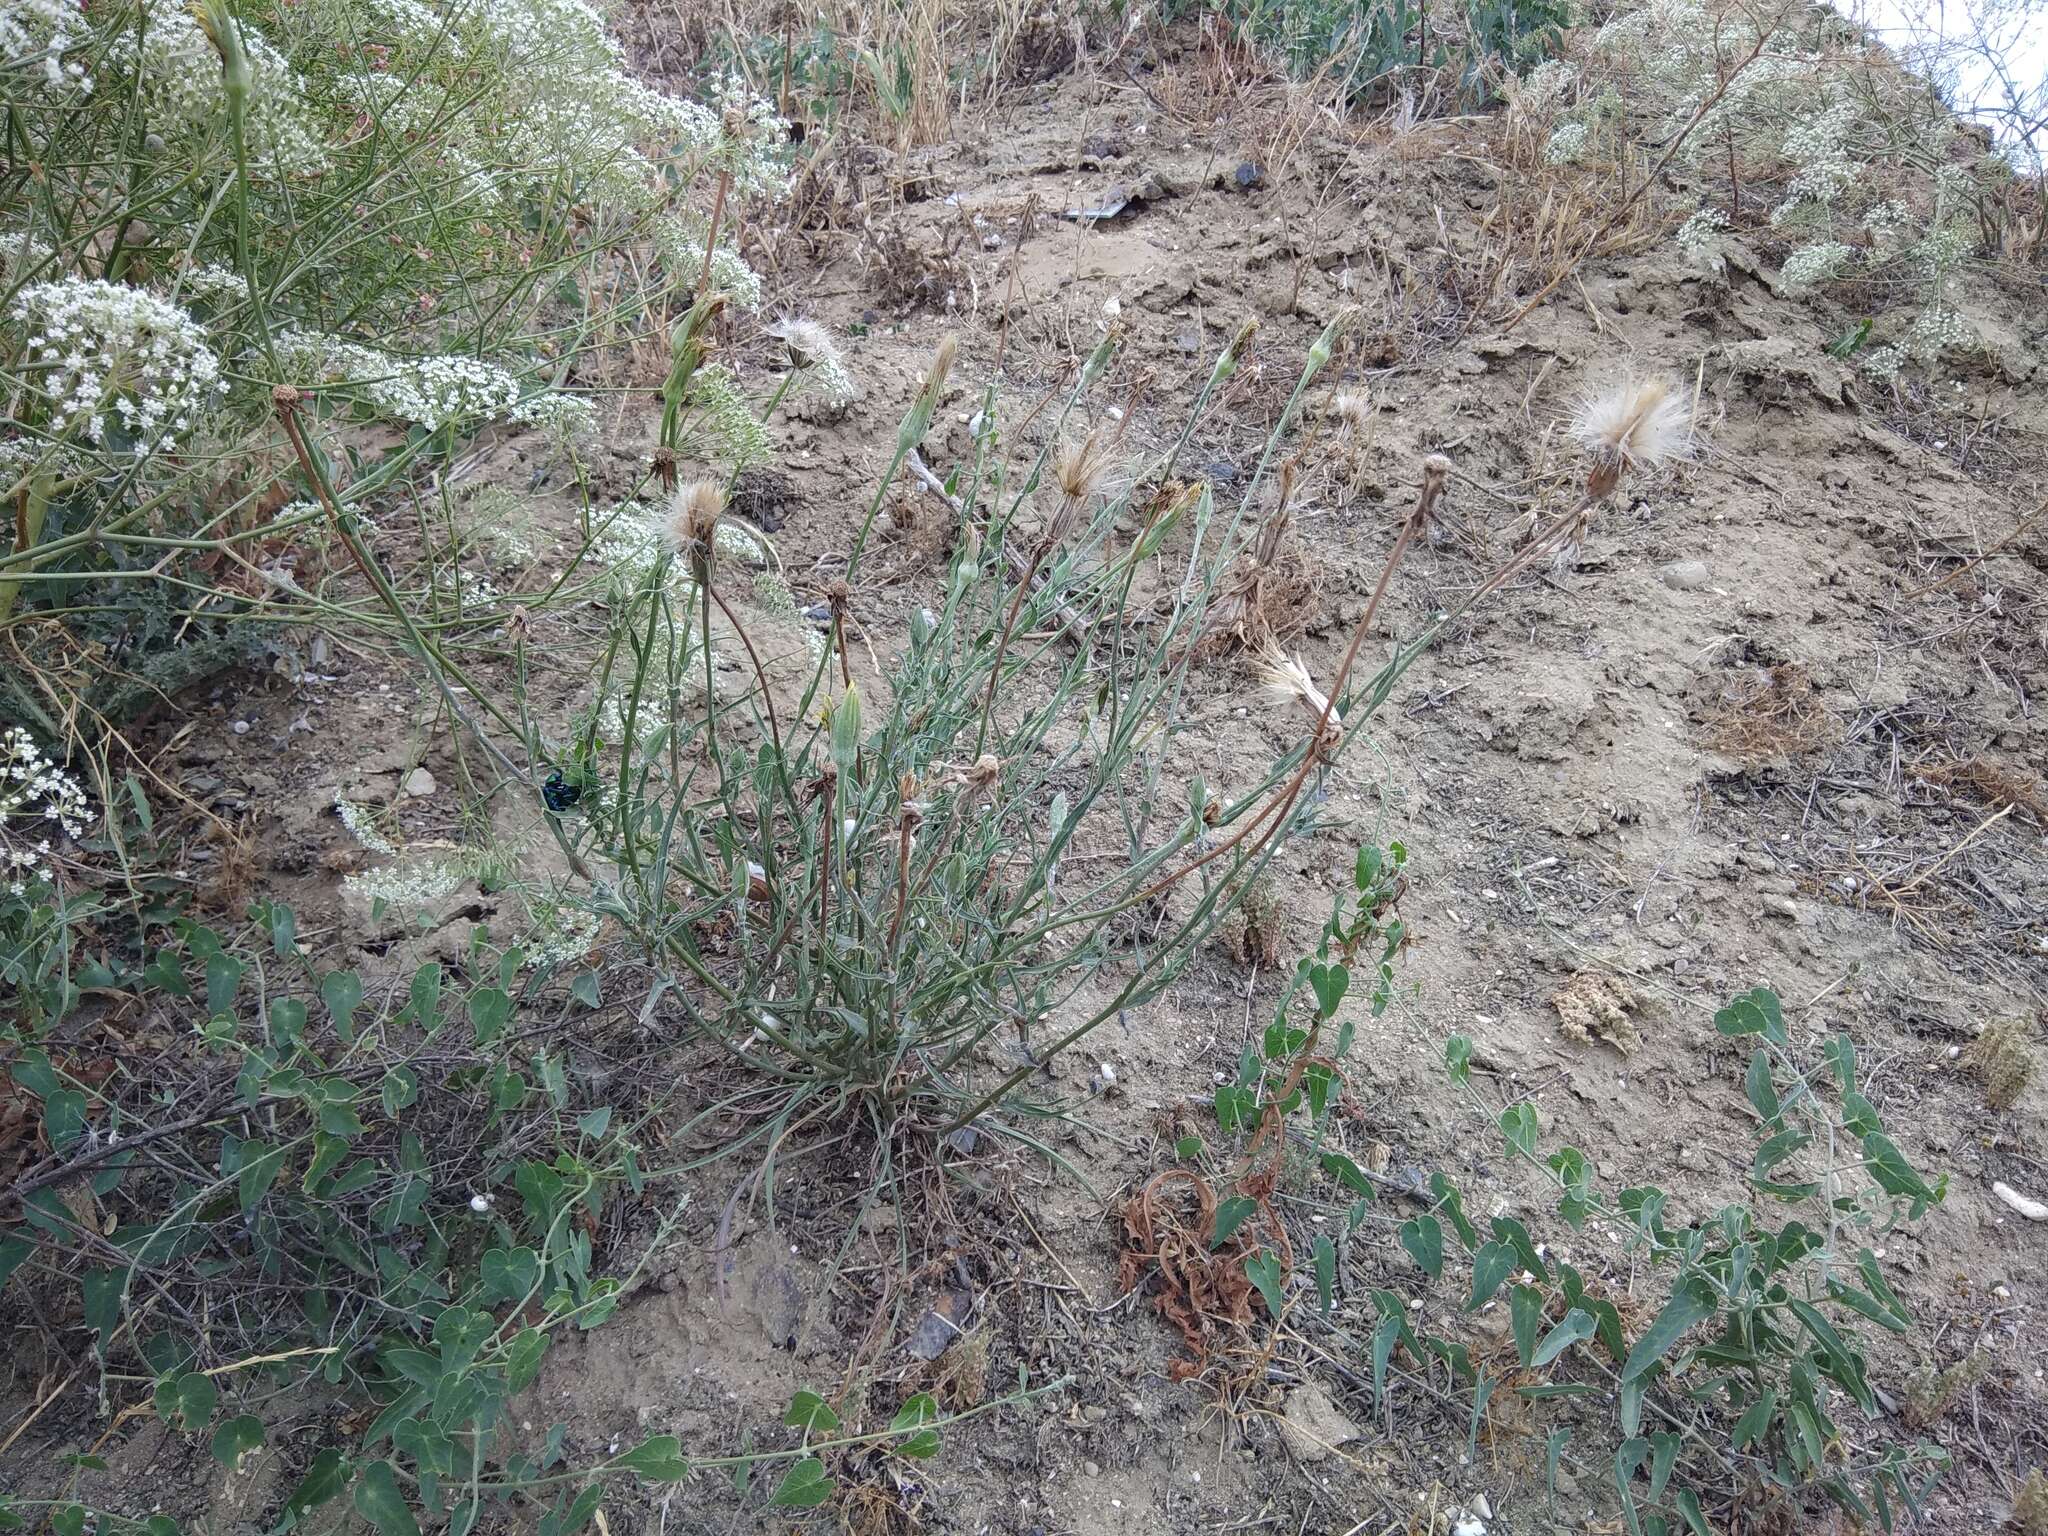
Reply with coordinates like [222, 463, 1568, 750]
[1570, 374, 1692, 474]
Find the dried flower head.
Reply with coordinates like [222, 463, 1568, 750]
[1053, 423, 1119, 505]
[666, 478, 726, 563]
[919, 334, 958, 404]
[1329, 389, 1373, 436]
[962, 753, 1003, 797]
[1571, 374, 1691, 499]
[1258, 639, 1343, 751]
[769, 317, 855, 407]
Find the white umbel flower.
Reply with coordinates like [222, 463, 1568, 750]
[10, 279, 224, 457]
[2, 0, 93, 93]
[1, 726, 91, 897]
[1780, 241, 1853, 291]
[104, 0, 327, 175]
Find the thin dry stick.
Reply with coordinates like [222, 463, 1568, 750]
[1900, 494, 2047, 599]
[697, 169, 733, 296]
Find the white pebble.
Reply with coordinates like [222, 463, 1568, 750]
[1992, 1182, 2048, 1222]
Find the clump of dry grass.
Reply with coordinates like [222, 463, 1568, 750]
[1966, 1017, 2038, 1111]
[1701, 663, 1838, 763]
[1912, 752, 2048, 829]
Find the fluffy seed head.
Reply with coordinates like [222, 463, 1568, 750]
[1258, 639, 1343, 747]
[772, 317, 836, 370]
[1329, 389, 1373, 434]
[1053, 424, 1118, 505]
[1571, 375, 1691, 483]
[666, 478, 726, 558]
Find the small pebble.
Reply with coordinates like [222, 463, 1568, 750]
[1658, 558, 1712, 591]
[1083, 1461, 1101, 1478]
[231, 720, 250, 735]
[403, 766, 436, 797]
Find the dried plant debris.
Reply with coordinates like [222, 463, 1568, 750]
[2016, 1468, 2048, 1536]
[1217, 873, 1287, 968]
[1966, 1016, 2039, 1111]
[1551, 971, 1643, 1056]
[1912, 752, 2048, 828]
[1903, 1349, 1991, 1429]
[1701, 662, 1838, 764]
[1115, 1171, 1259, 1379]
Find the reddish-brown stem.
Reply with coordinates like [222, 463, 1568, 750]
[887, 820, 914, 955]
[974, 536, 1056, 755]
[1133, 499, 1423, 907]
[697, 170, 731, 297]
[705, 576, 784, 757]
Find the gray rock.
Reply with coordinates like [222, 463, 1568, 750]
[1659, 559, 1712, 591]
[403, 766, 436, 797]
[1278, 1383, 1360, 1462]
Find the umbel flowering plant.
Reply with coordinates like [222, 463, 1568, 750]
[0, 0, 789, 643]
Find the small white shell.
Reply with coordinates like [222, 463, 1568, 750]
[1992, 1181, 2047, 1221]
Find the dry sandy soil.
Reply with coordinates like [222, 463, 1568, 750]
[7, 18, 2048, 1536]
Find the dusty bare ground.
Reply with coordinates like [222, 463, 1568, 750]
[8, 22, 2048, 1536]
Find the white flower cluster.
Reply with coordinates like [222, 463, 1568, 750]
[3, 0, 92, 93]
[1780, 241, 1852, 291]
[1911, 226, 1972, 280]
[689, 364, 771, 470]
[335, 795, 398, 855]
[343, 859, 464, 914]
[390, 355, 522, 432]
[1902, 304, 1972, 362]
[591, 500, 765, 597]
[10, 278, 224, 456]
[522, 902, 601, 970]
[1865, 200, 1914, 249]
[438, 567, 502, 607]
[653, 216, 763, 310]
[1543, 123, 1589, 165]
[1, 230, 54, 282]
[507, 391, 599, 447]
[274, 332, 521, 431]
[1512, 59, 1578, 119]
[1777, 103, 1858, 211]
[314, 0, 734, 217]
[702, 70, 793, 198]
[2, 725, 90, 898]
[1675, 208, 1727, 276]
[597, 689, 673, 745]
[179, 264, 251, 305]
[103, 0, 327, 175]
